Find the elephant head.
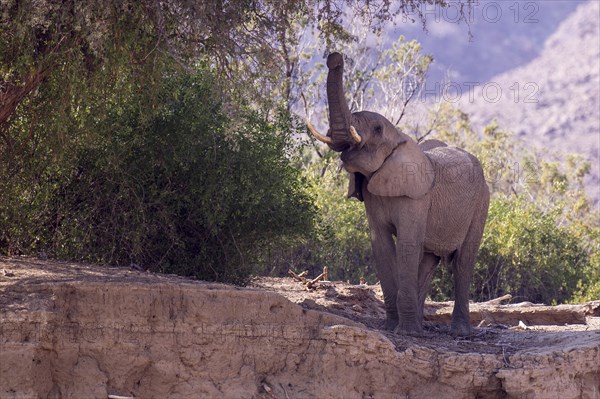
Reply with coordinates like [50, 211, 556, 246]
[307, 52, 434, 200]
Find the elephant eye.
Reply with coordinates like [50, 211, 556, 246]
[374, 125, 383, 135]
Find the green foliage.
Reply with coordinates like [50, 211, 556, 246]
[424, 104, 599, 303]
[1, 0, 168, 130]
[277, 36, 435, 283]
[305, 155, 374, 283]
[295, 30, 433, 130]
[0, 70, 314, 285]
[262, 150, 374, 283]
[0, 0, 470, 286]
[573, 278, 600, 303]
[430, 197, 595, 304]
[1, 0, 460, 131]
[2, 1, 596, 302]
[570, 221, 600, 303]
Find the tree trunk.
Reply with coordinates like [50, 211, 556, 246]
[0, 67, 50, 130]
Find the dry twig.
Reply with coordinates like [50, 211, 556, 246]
[289, 267, 328, 290]
[288, 269, 308, 282]
[305, 272, 326, 290]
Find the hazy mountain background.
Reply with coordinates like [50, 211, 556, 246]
[392, 0, 587, 84]
[388, 0, 598, 203]
[458, 0, 599, 202]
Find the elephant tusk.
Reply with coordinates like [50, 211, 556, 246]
[349, 125, 362, 144]
[306, 118, 333, 144]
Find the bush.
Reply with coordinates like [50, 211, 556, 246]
[0, 70, 314, 285]
[426, 106, 599, 303]
[262, 151, 374, 283]
[306, 155, 374, 283]
[429, 196, 594, 304]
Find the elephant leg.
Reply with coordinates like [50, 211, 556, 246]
[417, 252, 440, 323]
[370, 225, 399, 330]
[394, 239, 424, 335]
[450, 249, 474, 336]
[451, 189, 489, 336]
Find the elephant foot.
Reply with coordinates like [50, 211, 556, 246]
[394, 322, 424, 337]
[450, 322, 473, 337]
[380, 317, 399, 331]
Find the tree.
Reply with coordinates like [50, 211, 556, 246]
[0, 0, 463, 130]
[0, 68, 315, 284]
[283, 32, 435, 282]
[0, 0, 479, 285]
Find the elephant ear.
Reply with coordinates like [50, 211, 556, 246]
[367, 141, 434, 199]
[347, 172, 365, 202]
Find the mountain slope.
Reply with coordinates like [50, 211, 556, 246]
[395, 0, 585, 84]
[462, 1, 600, 198]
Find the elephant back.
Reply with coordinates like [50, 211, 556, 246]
[424, 146, 485, 189]
[418, 139, 447, 152]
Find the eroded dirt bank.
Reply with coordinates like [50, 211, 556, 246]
[1, 257, 599, 398]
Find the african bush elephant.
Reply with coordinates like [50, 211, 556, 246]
[307, 52, 489, 336]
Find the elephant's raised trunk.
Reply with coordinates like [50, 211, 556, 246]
[326, 52, 355, 152]
[305, 52, 361, 149]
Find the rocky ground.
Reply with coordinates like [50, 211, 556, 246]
[253, 277, 600, 355]
[1, 257, 599, 398]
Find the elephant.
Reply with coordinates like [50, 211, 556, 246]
[307, 52, 489, 336]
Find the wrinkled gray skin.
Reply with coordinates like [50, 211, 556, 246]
[322, 52, 489, 336]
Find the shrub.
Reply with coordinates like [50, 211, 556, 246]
[306, 155, 374, 283]
[262, 151, 374, 283]
[429, 196, 593, 304]
[0, 70, 314, 285]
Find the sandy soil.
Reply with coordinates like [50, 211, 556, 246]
[252, 276, 600, 356]
[2, 256, 599, 358]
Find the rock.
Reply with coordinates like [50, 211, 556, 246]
[1, 257, 599, 398]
